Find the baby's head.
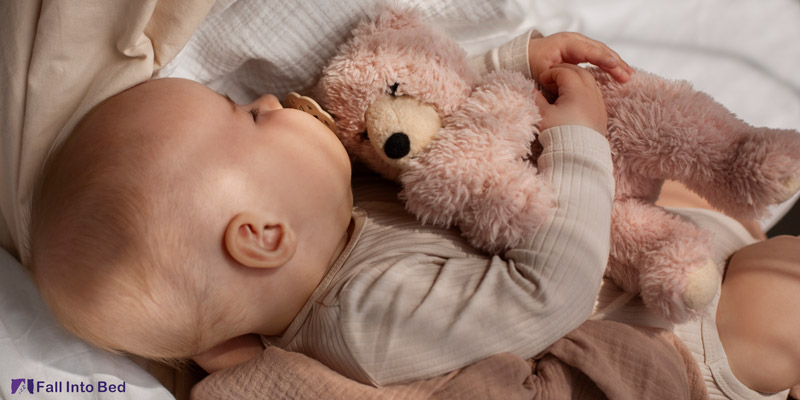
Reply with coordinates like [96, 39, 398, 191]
[29, 78, 353, 361]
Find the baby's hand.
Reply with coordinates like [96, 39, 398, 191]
[193, 334, 265, 373]
[529, 32, 633, 93]
[534, 64, 608, 136]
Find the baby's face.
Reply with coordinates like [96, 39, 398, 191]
[144, 78, 353, 209]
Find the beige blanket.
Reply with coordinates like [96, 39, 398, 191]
[0, 0, 214, 263]
[191, 320, 709, 400]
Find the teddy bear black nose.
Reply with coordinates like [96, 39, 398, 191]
[384, 132, 411, 159]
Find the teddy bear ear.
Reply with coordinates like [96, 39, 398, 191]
[371, 6, 425, 33]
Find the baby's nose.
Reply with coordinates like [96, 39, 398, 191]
[249, 94, 282, 111]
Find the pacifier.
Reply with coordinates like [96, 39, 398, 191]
[283, 92, 338, 135]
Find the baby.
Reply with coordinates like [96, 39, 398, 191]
[28, 32, 622, 377]
[28, 29, 799, 396]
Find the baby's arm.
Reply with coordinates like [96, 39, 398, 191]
[340, 70, 615, 386]
[471, 30, 633, 87]
[193, 334, 264, 374]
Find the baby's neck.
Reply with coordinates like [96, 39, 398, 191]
[327, 217, 355, 270]
[255, 217, 355, 337]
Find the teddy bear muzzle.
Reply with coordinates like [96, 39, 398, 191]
[364, 93, 442, 168]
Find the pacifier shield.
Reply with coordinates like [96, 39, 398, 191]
[284, 92, 338, 135]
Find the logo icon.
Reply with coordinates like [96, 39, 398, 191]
[11, 379, 34, 394]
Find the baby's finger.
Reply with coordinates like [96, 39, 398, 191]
[562, 39, 632, 82]
[592, 41, 634, 80]
[604, 66, 632, 84]
[533, 88, 552, 112]
[559, 39, 611, 67]
[595, 41, 634, 75]
[581, 48, 628, 82]
[550, 63, 595, 82]
[539, 64, 586, 96]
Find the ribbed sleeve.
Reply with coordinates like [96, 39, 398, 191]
[469, 29, 540, 78]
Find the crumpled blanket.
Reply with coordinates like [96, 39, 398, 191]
[1, 0, 215, 263]
[191, 320, 708, 400]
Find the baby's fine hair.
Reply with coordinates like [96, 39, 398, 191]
[27, 96, 223, 361]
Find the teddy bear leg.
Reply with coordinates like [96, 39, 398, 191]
[594, 67, 800, 219]
[690, 127, 800, 220]
[608, 199, 719, 323]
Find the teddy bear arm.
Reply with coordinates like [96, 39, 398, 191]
[401, 126, 554, 253]
[397, 71, 555, 252]
[457, 164, 555, 253]
[458, 71, 542, 156]
[400, 156, 473, 229]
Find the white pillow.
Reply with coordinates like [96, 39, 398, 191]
[0, 247, 173, 399]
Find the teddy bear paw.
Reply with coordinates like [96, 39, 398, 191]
[781, 172, 800, 201]
[682, 258, 719, 314]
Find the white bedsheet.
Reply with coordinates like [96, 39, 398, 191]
[0, 247, 174, 399]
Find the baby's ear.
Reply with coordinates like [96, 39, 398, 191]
[224, 213, 296, 268]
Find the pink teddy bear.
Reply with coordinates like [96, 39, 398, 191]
[314, 8, 800, 322]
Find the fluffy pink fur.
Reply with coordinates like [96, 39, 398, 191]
[401, 71, 553, 252]
[317, 7, 554, 252]
[318, 8, 800, 323]
[589, 68, 800, 321]
[316, 7, 481, 181]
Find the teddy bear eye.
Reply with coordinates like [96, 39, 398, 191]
[360, 131, 369, 141]
[389, 82, 399, 97]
